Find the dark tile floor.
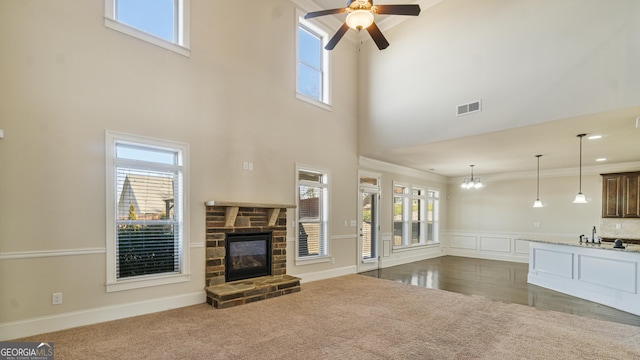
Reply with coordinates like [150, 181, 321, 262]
[360, 256, 640, 327]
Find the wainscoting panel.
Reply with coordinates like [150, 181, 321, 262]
[514, 239, 530, 255]
[579, 255, 637, 293]
[531, 248, 574, 279]
[444, 231, 531, 263]
[479, 236, 511, 253]
[449, 235, 477, 250]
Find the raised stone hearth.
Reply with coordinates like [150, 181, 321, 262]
[204, 201, 300, 308]
[206, 274, 300, 309]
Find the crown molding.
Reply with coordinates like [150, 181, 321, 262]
[359, 156, 447, 182]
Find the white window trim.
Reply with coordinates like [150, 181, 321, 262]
[105, 131, 190, 292]
[393, 182, 430, 250]
[104, 0, 191, 57]
[412, 185, 427, 246]
[295, 8, 332, 110]
[295, 163, 331, 265]
[427, 188, 441, 244]
[359, 170, 381, 263]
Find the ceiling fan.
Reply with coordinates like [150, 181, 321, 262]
[304, 0, 421, 50]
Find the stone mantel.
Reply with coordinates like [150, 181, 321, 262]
[204, 201, 296, 228]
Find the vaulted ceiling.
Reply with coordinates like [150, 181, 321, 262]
[309, 0, 640, 178]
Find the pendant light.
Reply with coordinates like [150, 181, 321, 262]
[573, 134, 587, 204]
[461, 165, 483, 189]
[533, 155, 543, 208]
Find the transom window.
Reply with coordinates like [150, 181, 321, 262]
[296, 165, 330, 262]
[296, 11, 330, 108]
[105, 131, 190, 292]
[104, 0, 191, 56]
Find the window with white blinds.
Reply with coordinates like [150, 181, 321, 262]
[106, 131, 190, 292]
[296, 166, 329, 261]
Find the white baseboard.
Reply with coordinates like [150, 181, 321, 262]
[0, 291, 206, 341]
[381, 248, 444, 268]
[292, 265, 358, 283]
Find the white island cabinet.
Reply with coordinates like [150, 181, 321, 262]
[522, 237, 640, 316]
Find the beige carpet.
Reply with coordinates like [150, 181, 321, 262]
[18, 275, 640, 359]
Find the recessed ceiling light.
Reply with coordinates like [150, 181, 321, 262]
[588, 135, 602, 140]
[596, 158, 607, 162]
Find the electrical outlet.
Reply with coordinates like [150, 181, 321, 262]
[534, 222, 541, 228]
[52, 292, 62, 305]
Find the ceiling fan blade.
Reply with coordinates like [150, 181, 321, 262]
[374, 4, 421, 16]
[325, 23, 350, 50]
[366, 22, 390, 50]
[304, 8, 347, 19]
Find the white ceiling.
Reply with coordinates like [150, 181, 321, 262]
[308, 0, 640, 178]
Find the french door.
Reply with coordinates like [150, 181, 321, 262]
[357, 173, 381, 273]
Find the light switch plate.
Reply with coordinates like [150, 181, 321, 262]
[0, 129, 4, 139]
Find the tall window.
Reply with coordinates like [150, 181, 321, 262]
[427, 189, 440, 244]
[296, 12, 330, 106]
[106, 131, 189, 292]
[411, 187, 426, 245]
[296, 166, 329, 261]
[393, 184, 409, 247]
[104, 0, 191, 56]
[393, 183, 430, 248]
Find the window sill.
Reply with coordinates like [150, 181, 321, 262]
[295, 255, 331, 266]
[106, 273, 190, 292]
[104, 18, 191, 57]
[296, 93, 332, 111]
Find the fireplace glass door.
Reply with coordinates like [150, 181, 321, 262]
[225, 232, 272, 282]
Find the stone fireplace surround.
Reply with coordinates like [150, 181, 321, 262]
[204, 201, 300, 308]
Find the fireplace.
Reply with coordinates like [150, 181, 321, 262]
[204, 201, 301, 308]
[225, 232, 272, 282]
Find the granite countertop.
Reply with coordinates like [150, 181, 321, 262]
[519, 236, 640, 253]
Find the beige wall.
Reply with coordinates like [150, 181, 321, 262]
[447, 169, 639, 239]
[0, 0, 363, 330]
[2, 0, 638, 340]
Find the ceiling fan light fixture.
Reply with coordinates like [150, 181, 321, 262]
[346, 10, 374, 30]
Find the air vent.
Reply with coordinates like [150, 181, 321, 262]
[457, 100, 482, 116]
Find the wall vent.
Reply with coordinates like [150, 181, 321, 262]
[457, 100, 482, 116]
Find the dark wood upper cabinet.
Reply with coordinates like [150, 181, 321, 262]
[601, 172, 640, 218]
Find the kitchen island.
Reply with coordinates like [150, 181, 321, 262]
[521, 236, 640, 316]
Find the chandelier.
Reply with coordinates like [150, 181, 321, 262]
[461, 165, 483, 189]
